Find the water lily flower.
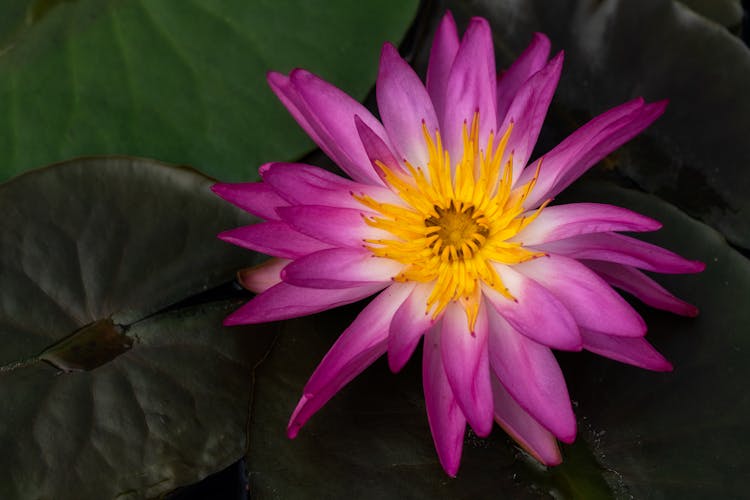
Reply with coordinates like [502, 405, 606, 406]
[213, 12, 704, 476]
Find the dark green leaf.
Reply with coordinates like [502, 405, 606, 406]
[246, 183, 748, 499]
[0, 157, 276, 498]
[0, 0, 419, 182]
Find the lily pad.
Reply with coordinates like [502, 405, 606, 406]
[245, 183, 748, 499]
[0, 157, 276, 499]
[440, 0, 750, 250]
[0, 0, 419, 182]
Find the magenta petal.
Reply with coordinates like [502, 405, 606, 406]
[388, 283, 436, 372]
[237, 258, 289, 293]
[277, 205, 389, 248]
[260, 162, 402, 209]
[289, 69, 390, 186]
[536, 232, 706, 274]
[513, 203, 661, 246]
[487, 308, 576, 443]
[515, 254, 647, 337]
[483, 265, 581, 350]
[218, 221, 332, 259]
[211, 181, 288, 221]
[355, 116, 405, 177]
[423, 324, 466, 477]
[582, 329, 673, 371]
[426, 12, 460, 130]
[377, 43, 440, 168]
[499, 51, 563, 182]
[224, 281, 386, 326]
[443, 17, 497, 159]
[491, 376, 562, 466]
[287, 283, 413, 438]
[280, 247, 403, 288]
[496, 33, 551, 124]
[267, 71, 328, 150]
[585, 260, 699, 317]
[439, 302, 494, 437]
[523, 99, 667, 208]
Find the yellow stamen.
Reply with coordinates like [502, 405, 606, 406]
[354, 113, 545, 331]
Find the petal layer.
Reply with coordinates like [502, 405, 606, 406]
[211, 182, 287, 221]
[218, 221, 331, 259]
[426, 12, 459, 128]
[582, 329, 673, 371]
[496, 33, 551, 124]
[277, 205, 390, 248]
[280, 247, 403, 288]
[388, 283, 436, 373]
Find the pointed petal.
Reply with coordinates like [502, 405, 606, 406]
[582, 329, 673, 371]
[440, 302, 494, 437]
[267, 71, 328, 149]
[487, 308, 576, 442]
[355, 116, 405, 177]
[491, 376, 562, 466]
[496, 33, 551, 123]
[483, 265, 581, 350]
[211, 181, 288, 221]
[426, 12, 459, 129]
[515, 254, 647, 337]
[218, 221, 332, 259]
[499, 52, 563, 183]
[513, 203, 661, 246]
[423, 324, 466, 477]
[287, 69, 390, 186]
[287, 283, 413, 437]
[377, 43, 439, 168]
[260, 162, 402, 209]
[443, 18, 497, 158]
[388, 283, 436, 372]
[584, 260, 699, 317]
[522, 99, 667, 208]
[224, 281, 386, 325]
[536, 232, 706, 274]
[280, 247, 403, 288]
[237, 258, 289, 293]
[277, 205, 390, 248]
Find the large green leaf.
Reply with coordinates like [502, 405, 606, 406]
[0, 157, 276, 499]
[245, 183, 748, 498]
[437, 0, 750, 250]
[0, 0, 419, 182]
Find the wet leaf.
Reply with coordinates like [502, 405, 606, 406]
[0, 0, 419, 182]
[245, 183, 748, 498]
[0, 157, 275, 499]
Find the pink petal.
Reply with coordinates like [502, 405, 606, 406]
[237, 258, 289, 293]
[584, 260, 699, 317]
[423, 324, 466, 477]
[439, 302, 494, 437]
[277, 205, 391, 248]
[487, 308, 576, 443]
[287, 283, 413, 437]
[515, 254, 647, 337]
[260, 162, 402, 209]
[267, 71, 329, 151]
[522, 98, 667, 208]
[211, 181, 288, 221]
[218, 221, 332, 259]
[491, 376, 562, 466]
[388, 283, 436, 373]
[355, 116, 405, 178]
[536, 232, 706, 274]
[582, 329, 673, 371]
[482, 265, 581, 350]
[496, 33, 551, 124]
[224, 281, 386, 325]
[287, 69, 390, 186]
[426, 12, 460, 130]
[443, 17, 497, 159]
[513, 203, 662, 246]
[280, 247, 403, 288]
[499, 51, 563, 183]
[377, 43, 439, 168]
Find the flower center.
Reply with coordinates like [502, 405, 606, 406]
[355, 114, 548, 329]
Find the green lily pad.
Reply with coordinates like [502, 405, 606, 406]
[245, 183, 747, 498]
[0, 0, 419, 182]
[441, 0, 750, 250]
[0, 157, 276, 499]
